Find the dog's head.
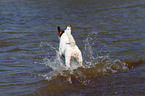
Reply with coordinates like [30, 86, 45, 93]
[66, 25, 71, 32]
[57, 25, 71, 37]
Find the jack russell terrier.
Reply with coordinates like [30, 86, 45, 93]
[57, 25, 83, 68]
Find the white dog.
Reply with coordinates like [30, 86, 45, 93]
[57, 25, 83, 68]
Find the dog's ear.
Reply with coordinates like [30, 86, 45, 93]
[57, 26, 60, 31]
[57, 26, 63, 37]
[57, 26, 61, 35]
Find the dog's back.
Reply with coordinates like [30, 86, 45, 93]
[59, 32, 69, 56]
[58, 26, 83, 68]
[58, 26, 75, 56]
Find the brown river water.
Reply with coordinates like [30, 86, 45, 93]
[0, 0, 145, 96]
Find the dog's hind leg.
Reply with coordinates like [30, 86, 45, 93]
[76, 56, 83, 67]
[78, 58, 83, 67]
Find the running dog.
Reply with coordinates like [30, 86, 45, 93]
[57, 25, 83, 68]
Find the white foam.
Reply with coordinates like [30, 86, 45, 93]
[38, 31, 128, 80]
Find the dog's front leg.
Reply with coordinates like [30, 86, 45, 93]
[59, 47, 62, 56]
[65, 57, 70, 68]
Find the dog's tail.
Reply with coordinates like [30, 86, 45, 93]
[66, 30, 76, 47]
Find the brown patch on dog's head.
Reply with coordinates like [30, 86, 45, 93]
[57, 26, 64, 37]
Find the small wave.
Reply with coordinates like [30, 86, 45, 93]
[7, 47, 23, 52]
[27, 57, 145, 96]
[125, 57, 145, 70]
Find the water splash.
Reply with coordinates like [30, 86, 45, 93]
[39, 31, 128, 81]
[38, 42, 67, 80]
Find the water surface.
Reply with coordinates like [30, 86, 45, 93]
[0, 0, 145, 96]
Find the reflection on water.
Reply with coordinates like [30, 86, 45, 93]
[0, 0, 145, 96]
